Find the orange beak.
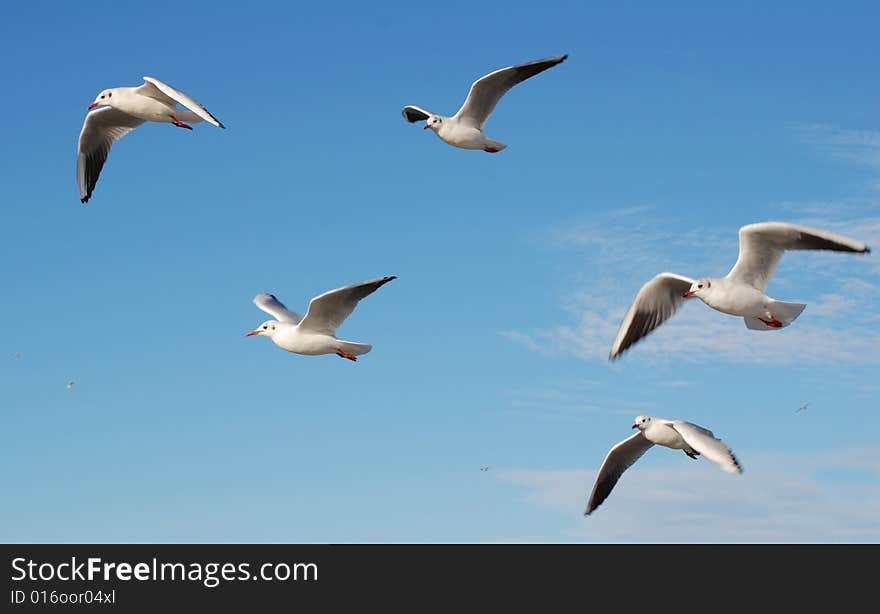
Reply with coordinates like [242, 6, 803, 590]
[683, 290, 695, 297]
[245, 330, 261, 337]
[88, 102, 99, 110]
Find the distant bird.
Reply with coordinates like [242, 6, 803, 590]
[247, 276, 396, 361]
[77, 76, 225, 203]
[609, 222, 871, 361]
[402, 54, 567, 153]
[13, 352, 21, 360]
[585, 415, 742, 515]
[66, 381, 74, 390]
[480, 466, 490, 472]
[796, 403, 810, 413]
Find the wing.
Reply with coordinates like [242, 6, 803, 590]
[453, 54, 567, 130]
[609, 273, 695, 361]
[138, 77, 225, 128]
[253, 293, 302, 324]
[727, 222, 870, 292]
[76, 107, 145, 203]
[298, 276, 396, 335]
[585, 432, 654, 515]
[671, 421, 742, 474]
[402, 105, 433, 123]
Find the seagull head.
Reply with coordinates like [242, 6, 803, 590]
[683, 278, 712, 299]
[88, 89, 117, 110]
[632, 415, 652, 430]
[246, 320, 278, 338]
[425, 115, 443, 131]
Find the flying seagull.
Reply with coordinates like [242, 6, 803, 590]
[77, 76, 225, 204]
[796, 403, 809, 413]
[66, 381, 74, 390]
[585, 415, 742, 515]
[402, 54, 567, 152]
[480, 466, 490, 472]
[609, 221, 871, 361]
[247, 276, 396, 361]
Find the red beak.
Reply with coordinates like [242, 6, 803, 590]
[245, 330, 260, 337]
[88, 102, 99, 110]
[423, 124, 430, 130]
[632, 424, 639, 429]
[683, 290, 695, 297]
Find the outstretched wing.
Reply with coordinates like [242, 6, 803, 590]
[77, 107, 145, 203]
[402, 105, 433, 123]
[137, 76, 225, 128]
[585, 432, 654, 515]
[609, 273, 695, 361]
[453, 54, 567, 130]
[670, 421, 742, 474]
[727, 222, 870, 292]
[253, 294, 303, 324]
[298, 276, 396, 335]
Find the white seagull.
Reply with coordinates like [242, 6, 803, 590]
[402, 54, 567, 153]
[609, 221, 871, 361]
[585, 415, 742, 515]
[77, 76, 225, 203]
[247, 276, 396, 361]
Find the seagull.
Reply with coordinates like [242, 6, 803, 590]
[247, 276, 396, 361]
[66, 381, 74, 390]
[796, 403, 810, 413]
[77, 76, 225, 204]
[585, 415, 742, 515]
[480, 466, 490, 472]
[402, 54, 567, 153]
[609, 221, 871, 360]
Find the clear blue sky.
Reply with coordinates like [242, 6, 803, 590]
[1, 1, 878, 542]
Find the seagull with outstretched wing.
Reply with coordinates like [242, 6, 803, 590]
[402, 55, 567, 152]
[608, 222, 871, 361]
[77, 76, 225, 204]
[247, 277, 397, 361]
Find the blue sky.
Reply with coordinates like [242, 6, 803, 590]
[1, 1, 878, 542]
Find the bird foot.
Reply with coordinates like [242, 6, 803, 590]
[336, 349, 358, 361]
[758, 315, 784, 328]
[483, 146, 501, 153]
[171, 116, 193, 130]
[685, 450, 699, 460]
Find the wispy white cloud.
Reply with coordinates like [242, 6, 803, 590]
[495, 446, 880, 542]
[509, 204, 879, 365]
[800, 124, 880, 170]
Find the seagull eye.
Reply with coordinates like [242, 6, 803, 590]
[698, 284, 703, 289]
[100, 95, 104, 99]
[108, 92, 112, 98]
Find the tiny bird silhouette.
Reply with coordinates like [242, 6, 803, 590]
[480, 466, 490, 472]
[796, 403, 809, 413]
[66, 382, 74, 390]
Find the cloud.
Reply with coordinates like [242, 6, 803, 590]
[800, 124, 880, 170]
[495, 446, 880, 542]
[508, 205, 880, 365]
[506, 301, 880, 365]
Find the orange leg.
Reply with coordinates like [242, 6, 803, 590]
[170, 115, 193, 130]
[758, 315, 784, 328]
[335, 349, 358, 361]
